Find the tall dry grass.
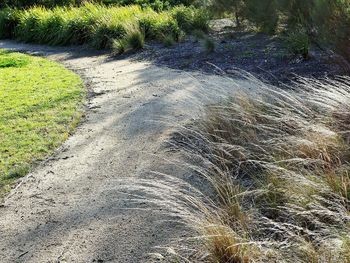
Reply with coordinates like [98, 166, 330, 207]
[166, 74, 350, 262]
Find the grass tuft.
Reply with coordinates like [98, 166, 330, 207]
[112, 25, 145, 54]
[0, 3, 209, 50]
[203, 37, 215, 53]
[285, 28, 311, 59]
[126, 28, 145, 50]
[162, 34, 176, 47]
[204, 223, 257, 263]
[168, 74, 350, 262]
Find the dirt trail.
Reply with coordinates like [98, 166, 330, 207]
[0, 41, 241, 263]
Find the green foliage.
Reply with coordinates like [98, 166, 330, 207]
[112, 26, 145, 54]
[191, 30, 215, 53]
[277, 0, 315, 29]
[210, 0, 281, 33]
[0, 0, 197, 10]
[125, 28, 145, 50]
[192, 29, 205, 40]
[203, 37, 215, 53]
[139, 9, 181, 40]
[285, 28, 310, 58]
[0, 8, 19, 39]
[244, 0, 279, 34]
[113, 25, 145, 53]
[313, 0, 350, 60]
[103, 0, 171, 11]
[209, 0, 316, 33]
[0, 3, 207, 49]
[161, 34, 175, 47]
[101, 0, 198, 9]
[171, 5, 210, 32]
[0, 51, 29, 67]
[112, 38, 127, 54]
[0, 0, 79, 8]
[209, 0, 350, 61]
[210, 0, 245, 27]
[0, 50, 84, 197]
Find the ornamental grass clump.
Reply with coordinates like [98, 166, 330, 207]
[168, 75, 350, 262]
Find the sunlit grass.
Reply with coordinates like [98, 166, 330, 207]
[0, 3, 209, 51]
[0, 50, 84, 198]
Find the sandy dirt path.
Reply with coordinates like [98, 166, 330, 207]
[0, 41, 240, 263]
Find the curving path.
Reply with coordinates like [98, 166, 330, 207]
[0, 41, 241, 263]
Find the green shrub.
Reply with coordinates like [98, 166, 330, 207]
[15, 7, 50, 43]
[192, 29, 205, 40]
[203, 37, 215, 53]
[0, 3, 206, 49]
[285, 28, 310, 59]
[244, 0, 279, 34]
[101, 0, 198, 10]
[312, 0, 350, 60]
[0, 8, 19, 39]
[112, 28, 145, 54]
[112, 38, 127, 54]
[278, 0, 315, 30]
[126, 27, 145, 50]
[90, 22, 127, 49]
[162, 34, 175, 47]
[171, 5, 210, 32]
[63, 16, 93, 45]
[139, 10, 181, 40]
[136, 0, 169, 12]
[1, 0, 197, 9]
[0, 0, 78, 8]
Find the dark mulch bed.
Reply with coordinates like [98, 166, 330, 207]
[131, 19, 348, 85]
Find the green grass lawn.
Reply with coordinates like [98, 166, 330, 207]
[0, 50, 84, 198]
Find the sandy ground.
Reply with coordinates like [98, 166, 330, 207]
[0, 41, 247, 263]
